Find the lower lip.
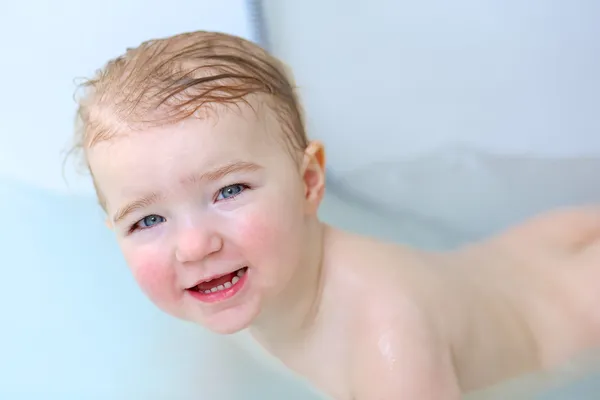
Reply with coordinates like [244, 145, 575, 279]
[186, 270, 248, 304]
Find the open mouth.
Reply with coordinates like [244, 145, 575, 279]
[189, 267, 248, 294]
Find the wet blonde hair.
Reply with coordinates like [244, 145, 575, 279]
[70, 30, 308, 202]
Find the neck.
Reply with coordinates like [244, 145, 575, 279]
[249, 220, 327, 350]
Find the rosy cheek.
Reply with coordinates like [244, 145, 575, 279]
[236, 207, 300, 256]
[124, 248, 177, 308]
[237, 211, 279, 249]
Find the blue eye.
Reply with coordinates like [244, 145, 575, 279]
[134, 214, 165, 230]
[216, 184, 248, 201]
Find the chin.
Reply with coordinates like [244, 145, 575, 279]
[195, 305, 260, 335]
[207, 320, 251, 335]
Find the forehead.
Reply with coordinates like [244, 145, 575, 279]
[87, 104, 288, 202]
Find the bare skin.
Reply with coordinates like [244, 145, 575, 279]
[247, 208, 600, 399]
[252, 209, 600, 399]
[88, 103, 600, 399]
[251, 227, 463, 399]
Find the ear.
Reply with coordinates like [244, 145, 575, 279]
[300, 141, 326, 215]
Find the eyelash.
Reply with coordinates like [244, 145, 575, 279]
[214, 183, 250, 202]
[127, 183, 251, 234]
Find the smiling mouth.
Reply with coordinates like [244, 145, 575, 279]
[189, 267, 248, 294]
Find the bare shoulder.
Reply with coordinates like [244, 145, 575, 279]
[322, 227, 461, 398]
[348, 286, 461, 400]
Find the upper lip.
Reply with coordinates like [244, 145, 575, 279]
[186, 266, 246, 289]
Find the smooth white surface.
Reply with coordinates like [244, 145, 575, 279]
[342, 147, 600, 243]
[263, 0, 600, 240]
[264, 0, 600, 167]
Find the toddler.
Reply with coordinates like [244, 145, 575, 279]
[73, 30, 600, 399]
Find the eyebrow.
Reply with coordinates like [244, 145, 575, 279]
[112, 161, 262, 224]
[112, 191, 163, 224]
[181, 160, 262, 186]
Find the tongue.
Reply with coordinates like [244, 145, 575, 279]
[197, 272, 236, 291]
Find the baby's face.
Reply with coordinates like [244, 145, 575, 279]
[88, 105, 321, 334]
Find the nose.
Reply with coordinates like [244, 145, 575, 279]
[174, 223, 223, 264]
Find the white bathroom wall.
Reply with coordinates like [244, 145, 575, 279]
[262, 0, 600, 244]
[263, 0, 600, 166]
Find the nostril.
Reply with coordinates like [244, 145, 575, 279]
[209, 234, 224, 253]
